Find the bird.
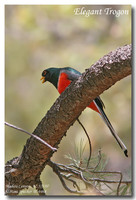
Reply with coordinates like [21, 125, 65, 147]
[40, 67, 128, 157]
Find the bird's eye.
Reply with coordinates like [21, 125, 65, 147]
[42, 70, 47, 76]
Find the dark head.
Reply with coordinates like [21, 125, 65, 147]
[40, 68, 61, 88]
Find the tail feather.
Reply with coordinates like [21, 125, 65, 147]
[94, 100, 128, 157]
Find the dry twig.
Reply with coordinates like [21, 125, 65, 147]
[5, 122, 57, 152]
[47, 158, 131, 196]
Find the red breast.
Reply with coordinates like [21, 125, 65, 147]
[58, 72, 71, 94]
[58, 72, 99, 113]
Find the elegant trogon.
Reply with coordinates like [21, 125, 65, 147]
[41, 67, 128, 157]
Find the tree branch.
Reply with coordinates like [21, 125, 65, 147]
[5, 122, 57, 152]
[5, 44, 131, 195]
[47, 159, 131, 196]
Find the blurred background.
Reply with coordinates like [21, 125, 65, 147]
[5, 5, 131, 195]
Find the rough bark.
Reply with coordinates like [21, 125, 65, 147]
[5, 44, 132, 195]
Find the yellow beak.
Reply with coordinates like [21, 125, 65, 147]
[40, 76, 46, 83]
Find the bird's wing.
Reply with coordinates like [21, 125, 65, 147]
[61, 67, 81, 81]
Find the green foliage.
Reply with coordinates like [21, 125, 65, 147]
[120, 184, 131, 196]
[65, 138, 107, 169]
[64, 139, 131, 196]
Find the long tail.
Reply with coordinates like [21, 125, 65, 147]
[94, 100, 128, 157]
